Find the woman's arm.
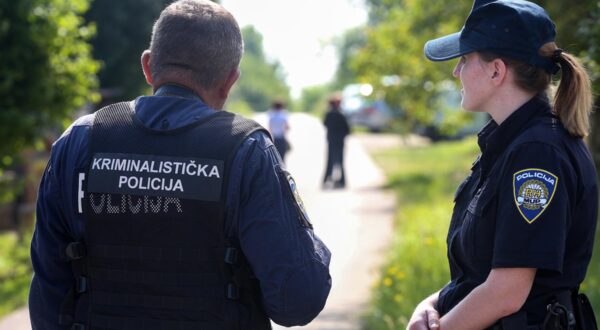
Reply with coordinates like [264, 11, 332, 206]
[408, 290, 441, 330]
[440, 268, 536, 330]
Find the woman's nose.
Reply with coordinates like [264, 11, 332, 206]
[452, 62, 462, 78]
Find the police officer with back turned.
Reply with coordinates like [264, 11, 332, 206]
[29, 1, 332, 329]
[409, 0, 599, 329]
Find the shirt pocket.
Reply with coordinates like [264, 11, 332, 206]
[463, 181, 496, 263]
[453, 174, 471, 202]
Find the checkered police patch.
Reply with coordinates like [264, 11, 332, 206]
[513, 168, 558, 224]
[285, 171, 312, 228]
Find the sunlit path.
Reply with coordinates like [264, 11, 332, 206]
[255, 112, 395, 330]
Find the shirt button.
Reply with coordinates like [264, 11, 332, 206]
[161, 119, 169, 129]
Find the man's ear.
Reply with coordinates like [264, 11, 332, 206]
[218, 68, 240, 99]
[490, 58, 508, 86]
[141, 50, 153, 85]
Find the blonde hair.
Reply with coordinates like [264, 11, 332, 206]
[480, 43, 593, 137]
[541, 44, 593, 138]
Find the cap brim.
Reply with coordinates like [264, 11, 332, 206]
[424, 31, 475, 61]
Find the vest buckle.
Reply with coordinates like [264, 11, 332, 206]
[76, 276, 88, 294]
[224, 247, 239, 265]
[226, 283, 240, 300]
[71, 323, 86, 330]
[65, 242, 86, 261]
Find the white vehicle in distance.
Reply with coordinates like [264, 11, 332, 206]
[340, 83, 393, 132]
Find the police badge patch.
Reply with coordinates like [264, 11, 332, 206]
[284, 171, 313, 228]
[513, 168, 558, 224]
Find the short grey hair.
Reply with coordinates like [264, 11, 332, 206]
[149, 0, 243, 89]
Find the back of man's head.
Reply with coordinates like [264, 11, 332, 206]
[149, 0, 243, 90]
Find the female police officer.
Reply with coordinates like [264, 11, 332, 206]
[409, 0, 598, 329]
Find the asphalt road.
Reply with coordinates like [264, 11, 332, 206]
[0, 112, 397, 330]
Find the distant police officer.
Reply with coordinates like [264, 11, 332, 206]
[409, 0, 598, 329]
[322, 93, 350, 189]
[29, 1, 332, 329]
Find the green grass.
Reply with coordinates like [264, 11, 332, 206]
[0, 230, 32, 318]
[363, 136, 600, 329]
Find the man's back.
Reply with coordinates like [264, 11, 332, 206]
[30, 86, 332, 329]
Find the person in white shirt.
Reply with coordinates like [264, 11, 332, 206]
[268, 100, 290, 162]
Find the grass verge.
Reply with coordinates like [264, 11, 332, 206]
[0, 230, 32, 318]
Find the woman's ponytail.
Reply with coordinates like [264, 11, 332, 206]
[482, 43, 593, 138]
[543, 45, 593, 138]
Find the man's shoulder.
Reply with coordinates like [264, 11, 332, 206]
[55, 113, 94, 145]
[243, 129, 273, 152]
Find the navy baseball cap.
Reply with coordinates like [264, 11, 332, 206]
[424, 0, 559, 73]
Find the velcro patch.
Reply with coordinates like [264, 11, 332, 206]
[88, 153, 224, 201]
[513, 168, 558, 224]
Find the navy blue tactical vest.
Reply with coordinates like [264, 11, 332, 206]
[60, 102, 272, 330]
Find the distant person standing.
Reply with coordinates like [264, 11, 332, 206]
[323, 94, 350, 189]
[268, 100, 290, 162]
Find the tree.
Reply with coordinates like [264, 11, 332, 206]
[227, 26, 290, 113]
[332, 27, 367, 89]
[349, 0, 599, 136]
[350, 0, 472, 132]
[297, 84, 333, 115]
[85, 0, 172, 101]
[0, 0, 99, 171]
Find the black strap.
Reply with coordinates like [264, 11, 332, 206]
[87, 266, 220, 286]
[90, 314, 224, 330]
[58, 287, 75, 326]
[59, 242, 89, 326]
[91, 291, 223, 314]
[87, 243, 221, 262]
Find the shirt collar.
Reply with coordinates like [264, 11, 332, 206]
[154, 84, 202, 101]
[478, 94, 552, 156]
[134, 84, 215, 130]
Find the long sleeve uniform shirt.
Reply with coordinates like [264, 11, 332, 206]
[29, 85, 332, 329]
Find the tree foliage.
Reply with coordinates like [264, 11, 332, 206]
[227, 26, 290, 113]
[332, 27, 367, 89]
[297, 84, 333, 115]
[0, 0, 99, 170]
[350, 0, 599, 135]
[85, 0, 171, 101]
[351, 0, 472, 131]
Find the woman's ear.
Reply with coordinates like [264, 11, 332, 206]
[490, 58, 508, 86]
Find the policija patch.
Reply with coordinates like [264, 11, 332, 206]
[513, 168, 558, 224]
[284, 171, 312, 228]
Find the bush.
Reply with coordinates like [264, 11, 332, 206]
[0, 230, 32, 318]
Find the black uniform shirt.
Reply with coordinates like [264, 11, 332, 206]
[324, 109, 350, 144]
[437, 95, 598, 322]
